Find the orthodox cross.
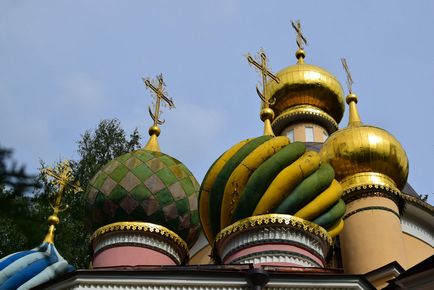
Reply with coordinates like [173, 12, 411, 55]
[42, 160, 82, 215]
[341, 58, 354, 93]
[41, 160, 82, 243]
[246, 50, 280, 109]
[291, 20, 308, 50]
[142, 74, 175, 126]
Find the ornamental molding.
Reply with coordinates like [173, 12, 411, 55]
[401, 217, 434, 247]
[343, 186, 404, 213]
[214, 214, 331, 246]
[401, 193, 434, 213]
[52, 277, 249, 290]
[272, 105, 338, 135]
[93, 231, 182, 264]
[91, 222, 188, 259]
[46, 277, 368, 290]
[220, 225, 325, 261]
[232, 250, 321, 268]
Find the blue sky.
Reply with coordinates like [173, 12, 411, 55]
[1, 1, 433, 204]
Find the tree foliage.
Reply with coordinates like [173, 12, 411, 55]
[0, 119, 142, 268]
[0, 147, 41, 257]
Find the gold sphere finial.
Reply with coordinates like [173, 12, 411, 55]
[295, 49, 306, 63]
[47, 215, 60, 226]
[346, 93, 358, 105]
[260, 107, 275, 122]
[148, 125, 161, 137]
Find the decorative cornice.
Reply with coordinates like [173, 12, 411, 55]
[230, 250, 321, 268]
[342, 185, 405, 213]
[401, 217, 434, 247]
[220, 225, 326, 262]
[272, 105, 338, 135]
[91, 222, 188, 257]
[214, 214, 332, 246]
[401, 193, 434, 213]
[93, 231, 183, 264]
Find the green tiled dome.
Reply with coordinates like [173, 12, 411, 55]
[85, 148, 200, 247]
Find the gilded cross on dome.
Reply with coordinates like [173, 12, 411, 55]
[291, 20, 308, 50]
[246, 49, 280, 135]
[142, 74, 175, 127]
[246, 50, 280, 108]
[341, 57, 362, 127]
[41, 160, 82, 243]
[341, 58, 354, 94]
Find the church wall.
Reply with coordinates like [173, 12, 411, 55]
[402, 232, 433, 267]
[340, 196, 408, 274]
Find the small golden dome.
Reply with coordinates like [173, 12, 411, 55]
[268, 58, 345, 135]
[319, 93, 409, 192]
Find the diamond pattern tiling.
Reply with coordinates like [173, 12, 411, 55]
[130, 183, 151, 202]
[86, 149, 201, 246]
[124, 156, 143, 170]
[119, 171, 141, 191]
[109, 163, 129, 182]
[120, 195, 139, 214]
[100, 177, 117, 196]
[103, 160, 120, 175]
[170, 165, 188, 180]
[188, 195, 198, 211]
[156, 167, 178, 187]
[168, 182, 186, 200]
[142, 195, 160, 216]
[144, 174, 166, 194]
[163, 203, 178, 220]
[146, 157, 165, 172]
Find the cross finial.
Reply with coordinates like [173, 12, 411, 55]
[341, 57, 362, 126]
[41, 160, 82, 243]
[143, 73, 175, 128]
[246, 49, 280, 135]
[291, 20, 307, 50]
[142, 73, 175, 151]
[341, 58, 354, 94]
[291, 20, 308, 62]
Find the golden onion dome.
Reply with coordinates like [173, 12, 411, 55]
[319, 93, 409, 193]
[268, 50, 345, 135]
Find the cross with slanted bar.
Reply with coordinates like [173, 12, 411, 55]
[341, 58, 354, 93]
[42, 160, 82, 214]
[291, 20, 308, 50]
[246, 50, 280, 109]
[143, 74, 175, 126]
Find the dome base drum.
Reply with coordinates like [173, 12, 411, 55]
[91, 222, 189, 267]
[213, 214, 331, 268]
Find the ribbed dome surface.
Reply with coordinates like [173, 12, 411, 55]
[199, 135, 345, 242]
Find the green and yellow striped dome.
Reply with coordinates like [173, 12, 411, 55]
[199, 135, 345, 243]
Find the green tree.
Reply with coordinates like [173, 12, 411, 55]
[37, 119, 142, 268]
[0, 119, 141, 268]
[0, 147, 42, 257]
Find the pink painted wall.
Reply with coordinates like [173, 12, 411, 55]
[93, 246, 176, 268]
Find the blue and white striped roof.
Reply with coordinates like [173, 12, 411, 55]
[0, 242, 73, 290]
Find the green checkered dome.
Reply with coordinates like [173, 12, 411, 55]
[85, 148, 200, 248]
